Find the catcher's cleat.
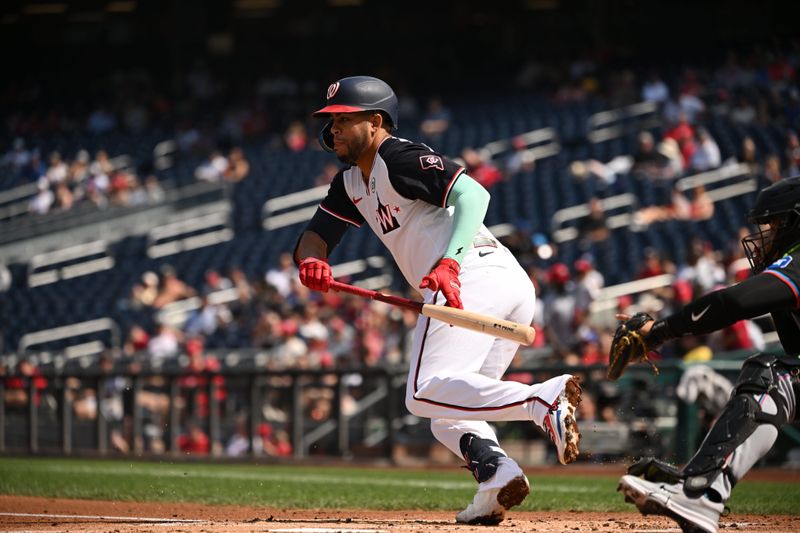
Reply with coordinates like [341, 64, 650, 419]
[456, 457, 530, 525]
[618, 475, 723, 533]
[543, 376, 582, 465]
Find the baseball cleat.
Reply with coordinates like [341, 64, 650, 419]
[543, 376, 582, 465]
[456, 457, 530, 525]
[618, 474, 723, 533]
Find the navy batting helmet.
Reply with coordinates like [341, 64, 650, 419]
[313, 76, 398, 129]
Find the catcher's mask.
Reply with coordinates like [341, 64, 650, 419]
[742, 176, 800, 273]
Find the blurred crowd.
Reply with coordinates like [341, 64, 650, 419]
[2, 41, 799, 460]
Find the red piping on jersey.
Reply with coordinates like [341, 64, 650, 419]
[320, 204, 362, 227]
[441, 167, 466, 208]
[411, 292, 557, 413]
[764, 269, 800, 308]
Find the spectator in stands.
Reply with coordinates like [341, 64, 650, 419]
[284, 121, 308, 152]
[144, 174, 166, 203]
[153, 264, 196, 308]
[86, 105, 117, 134]
[418, 97, 451, 145]
[504, 136, 537, 178]
[740, 135, 762, 176]
[53, 181, 74, 211]
[542, 263, 579, 357]
[729, 93, 757, 125]
[185, 296, 232, 337]
[636, 247, 671, 280]
[656, 137, 684, 178]
[785, 130, 800, 175]
[664, 112, 696, 170]
[147, 323, 182, 359]
[45, 151, 68, 185]
[574, 258, 604, 320]
[28, 179, 54, 214]
[460, 148, 503, 189]
[631, 131, 671, 180]
[641, 70, 670, 105]
[195, 150, 229, 182]
[20, 148, 46, 184]
[225, 415, 252, 457]
[314, 162, 340, 186]
[690, 127, 721, 171]
[265, 252, 297, 298]
[130, 270, 160, 308]
[3, 358, 47, 410]
[576, 197, 610, 249]
[677, 238, 726, 295]
[202, 269, 233, 297]
[2, 137, 30, 177]
[123, 324, 151, 355]
[760, 154, 783, 189]
[223, 147, 250, 182]
[178, 419, 210, 455]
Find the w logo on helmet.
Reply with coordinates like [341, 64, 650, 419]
[327, 82, 340, 100]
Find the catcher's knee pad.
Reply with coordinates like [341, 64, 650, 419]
[682, 353, 788, 494]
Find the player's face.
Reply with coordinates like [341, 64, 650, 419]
[329, 112, 374, 165]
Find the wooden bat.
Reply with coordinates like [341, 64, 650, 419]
[329, 280, 536, 345]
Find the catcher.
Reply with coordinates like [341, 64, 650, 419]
[611, 176, 800, 533]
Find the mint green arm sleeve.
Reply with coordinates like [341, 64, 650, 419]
[442, 173, 490, 264]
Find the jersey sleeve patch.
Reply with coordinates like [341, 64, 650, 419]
[381, 138, 464, 206]
[419, 154, 445, 171]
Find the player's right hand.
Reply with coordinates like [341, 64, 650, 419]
[299, 257, 332, 292]
[420, 258, 463, 309]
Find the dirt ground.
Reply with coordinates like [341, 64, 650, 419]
[1, 468, 798, 532]
[1, 495, 799, 533]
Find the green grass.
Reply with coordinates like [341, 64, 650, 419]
[0, 457, 798, 514]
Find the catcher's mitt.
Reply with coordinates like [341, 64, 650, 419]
[607, 312, 660, 380]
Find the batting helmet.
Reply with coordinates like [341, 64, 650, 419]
[313, 76, 398, 128]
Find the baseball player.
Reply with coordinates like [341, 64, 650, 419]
[614, 176, 800, 533]
[293, 76, 582, 525]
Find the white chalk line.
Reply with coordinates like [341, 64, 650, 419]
[0, 511, 203, 523]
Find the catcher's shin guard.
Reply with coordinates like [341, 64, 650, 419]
[681, 353, 793, 496]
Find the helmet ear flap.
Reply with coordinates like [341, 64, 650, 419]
[319, 120, 334, 152]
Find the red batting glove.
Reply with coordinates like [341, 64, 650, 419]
[298, 257, 332, 292]
[419, 258, 463, 309]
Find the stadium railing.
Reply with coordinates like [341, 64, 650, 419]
[2, 350, 796, 466]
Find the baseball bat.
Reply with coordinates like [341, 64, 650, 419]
[329, 280, 536, 345]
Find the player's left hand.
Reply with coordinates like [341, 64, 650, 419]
[420, 258, 463, 309]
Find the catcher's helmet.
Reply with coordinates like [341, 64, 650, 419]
[742, 176, 800, 272]
[314, 76, 398, 152]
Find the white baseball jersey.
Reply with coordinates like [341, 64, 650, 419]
[311, 136, 497, 287]
[302, 134, 572, 464]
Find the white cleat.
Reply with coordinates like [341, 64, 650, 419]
[456, 457, 530, 525]
[542, 376, 582, 465]
[618, 474, 724, 533]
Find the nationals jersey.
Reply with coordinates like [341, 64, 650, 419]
[308, 136, 498, 287]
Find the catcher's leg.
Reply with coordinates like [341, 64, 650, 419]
[620, 354, 798, 533]
[682, 353, 798, 502]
